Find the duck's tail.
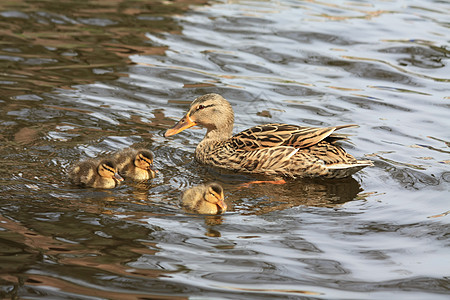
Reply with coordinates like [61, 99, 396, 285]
[325, 160, 373, 179]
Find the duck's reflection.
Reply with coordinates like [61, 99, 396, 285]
[228, 176, 363, 215]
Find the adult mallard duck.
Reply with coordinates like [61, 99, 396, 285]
[181, 183, 227, 214]
[69, 158, 123, 189]
[165, 93, 373, 179]
[113, 148, 157, 181]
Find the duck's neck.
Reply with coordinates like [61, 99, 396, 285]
[203, 124, 233, 142]
[196, 124, 233, 161]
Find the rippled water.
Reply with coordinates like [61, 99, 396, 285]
[0, 0, 449, 299]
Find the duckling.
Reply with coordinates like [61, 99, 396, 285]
[181, 183, 227, 214]
[113, 148, 157, 181]
[69, 158, 123, 189]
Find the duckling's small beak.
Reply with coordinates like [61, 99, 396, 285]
[149, 164, 158, 177]
[164, 114, 197, 137]
[217, 197, 227, 213]
[114, 173, 124, 182]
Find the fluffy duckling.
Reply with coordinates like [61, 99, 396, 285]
[69, 158, 123, 189]
[113, 148, 157, 181]
[181, 183, 227, 214]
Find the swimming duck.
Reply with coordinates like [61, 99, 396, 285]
[181, 183, 227, 214]
[165, 93, 373, 179]
[113, 148, 157, 181]
[69, 158, 123, 188]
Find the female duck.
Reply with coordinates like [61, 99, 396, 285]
[69, 158, 123, 188]
[165, 93, 372, 179]
[181, 183, 227, 214]
[113, 148, 157, 181]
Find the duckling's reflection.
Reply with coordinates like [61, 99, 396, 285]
[65, 183, 152, 214]
[204, 216, 223, 237]
[204, 215, 224, 225]
[126, 181, 153, 202]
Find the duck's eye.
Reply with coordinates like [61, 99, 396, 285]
[198, 104, 205, 110]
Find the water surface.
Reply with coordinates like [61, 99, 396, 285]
[0, 0, 449, 299]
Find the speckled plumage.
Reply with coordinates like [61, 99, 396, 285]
[165, 93, 373, 179]
[113, 148, 156, 181]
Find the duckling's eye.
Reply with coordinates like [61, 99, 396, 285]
[102, 164, 115, 174]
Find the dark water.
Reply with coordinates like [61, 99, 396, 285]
[1, 0, 449, 299]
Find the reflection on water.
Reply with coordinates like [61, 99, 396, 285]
[231, 177, 363, 214]
[1, 0, 449, 299]
[0, 0, 208, 97]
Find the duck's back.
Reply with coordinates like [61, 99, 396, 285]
[195, 123, 373, 178]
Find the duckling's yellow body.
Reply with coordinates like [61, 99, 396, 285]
[113, 148, 156, 181]
[181, 183, 227, 214]
[165, 93, 373, 179]
[69, 159, 123, 189]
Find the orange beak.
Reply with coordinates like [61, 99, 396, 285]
[145, 164, 158, 178]
[147, 163, 158, 173]
[164, 114, 197, 137]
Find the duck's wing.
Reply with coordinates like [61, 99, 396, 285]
[230, 123, 357, 151]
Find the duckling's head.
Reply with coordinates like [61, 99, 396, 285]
[97, 160, 124, 183]
[203, 182, 227, 213]
[134, 150, 156, 172]
[165, 93, 234, 139]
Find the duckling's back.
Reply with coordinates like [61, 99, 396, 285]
[181, 185, 204, 210]
[69, 159, 98, 187]
[113, 148, 137, 173]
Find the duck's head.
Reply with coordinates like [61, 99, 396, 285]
[164, 93, 234, 139]
[204, 182, 227, 213]
[97, 160, 124, 183]
[134, 150, 157, 174]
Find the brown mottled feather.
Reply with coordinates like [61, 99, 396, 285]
[165, 93, 373, 179]
[230, 123, 357, 150]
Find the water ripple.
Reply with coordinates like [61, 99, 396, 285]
[1, 0, 449, 299]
